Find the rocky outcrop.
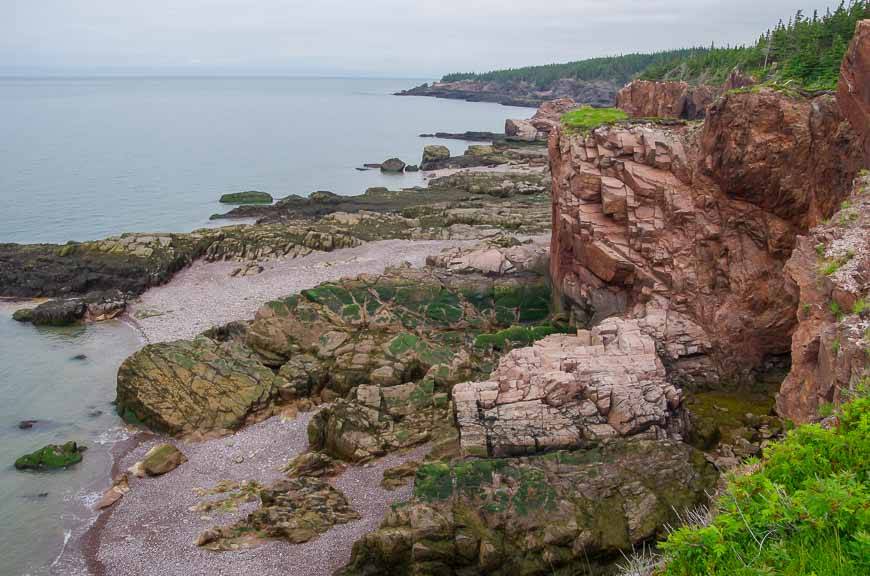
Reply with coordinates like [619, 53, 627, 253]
[340, 440, 716, 576]
[197, 477, 360, 549]
[838, 20, 870, 167]
[397, 78, 618, 108]
[136, 444, 188, 477]
[421, 145, 450, 168]
[777, 175, 870, 423]
[426, 238, 548, 277]
[116, 337, 283, 436]
[505, 97, 577, 142]
[454, 319, 682, 457]
[380, 158, 407, 173]
[616, 80, 717, 120]
[549, 89, 863, 388]
[13, 290, 127, 325]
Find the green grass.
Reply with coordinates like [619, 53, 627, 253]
[561, 107, 628, 133]
[853, 298, 867, 315]
[660, 388, 870, 576]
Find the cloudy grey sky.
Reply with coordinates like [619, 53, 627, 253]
[2, 1, 845, 77]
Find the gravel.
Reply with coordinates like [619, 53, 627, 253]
[127, 238, 478, 343]
[89, 412, 428, 576]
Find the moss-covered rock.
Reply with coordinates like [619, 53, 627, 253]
[139, 444, 187, 476]
[219, 191, 273, 204]
[116, 337, 283, 436]
[339, 440, 718, 576]
[15, 441, 85, 470]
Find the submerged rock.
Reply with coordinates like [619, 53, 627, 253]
[340, 440, 717, 576]
[380, 158, 406, 173]
[15, 441, 85, 470]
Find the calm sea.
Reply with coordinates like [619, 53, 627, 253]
[0, 77, 533, 575]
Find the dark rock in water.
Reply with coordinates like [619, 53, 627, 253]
[18, 420, 38, 430]
[404, 164, 419, 172]
[308, 190, 342, 204]
[219, 191, 273, 205]
[363, 163, 382, 169]
[12, 308, 33, 322]
[420, 131, 505, 142]
[355, 167, 369, 171]
[15, 441, 85, 470]
[87, 409, 103, 418]
[380, 158, 406, 173]
[71, 354, 88, 361]
[27, 299, 86, 326]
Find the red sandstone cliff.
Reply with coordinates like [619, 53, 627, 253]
[616, 80, 717, 120]
[838, 19, 870, 167]
[549, 88, 862, 389]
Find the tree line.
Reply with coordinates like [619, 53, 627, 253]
[442, 1, 869, 91]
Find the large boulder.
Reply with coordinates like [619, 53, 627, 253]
[116, 337, 282, 436]
[838, 19, 870, 167]
[139, 444, 188, 476]
[340, 440, 717, 576]
[380, 158, 406, 173]
[421, 145, 450, 169]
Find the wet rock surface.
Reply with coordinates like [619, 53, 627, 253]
[15, 441, 85, 470]
[339, 440, 717, 576]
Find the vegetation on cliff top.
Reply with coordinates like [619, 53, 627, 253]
[561, 107, 628, 133]
[657, 385, 870, 576]
[441, 1, 869, 91]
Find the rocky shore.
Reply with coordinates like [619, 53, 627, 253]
[7, 22, 869, 576]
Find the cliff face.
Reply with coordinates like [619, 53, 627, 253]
[505, 97, 577, 142]
[616, 80, 716, 120]
[838, 20, 870, 167]
[549, 89, 862, 389]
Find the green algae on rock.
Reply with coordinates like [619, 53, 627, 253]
[339, 440, 717, 576]
[219, 191, 273, 204]
[15, 441, 85, 471]
[196, 477, 360, 550]
[139, 444, 188, 476]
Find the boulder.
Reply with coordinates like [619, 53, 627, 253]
[283, 451, 346, 478]
[340, 440, 717, 576]
[116, 337, 282, 436]
[139, 444, 188, 476]
[15, 441, 85, 470]
[421, 145, 450, 169]
[380, 158, 406, 173]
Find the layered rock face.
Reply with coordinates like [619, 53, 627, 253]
[838, 20, 870, 167]
[616, 80, 716, 120]
[340, 440, 716, 576]
[549, 89, 863, 388]
[454, 319, 682, 457]
[777, 175, 870, 422]
[505, 97, 577, 142]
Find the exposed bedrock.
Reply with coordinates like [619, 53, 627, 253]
[549, 88, 863, 389]
[116, 262, 558, 438]
[616, 80, 717, 120]
[454, 318, 682, 457]
[505, 97, 578, 142]
[777, 175, 870, 423]
[838, 19, 870, 167]
[339, 440, 717, 576]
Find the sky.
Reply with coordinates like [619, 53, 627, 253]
[1, 0, 849, 77]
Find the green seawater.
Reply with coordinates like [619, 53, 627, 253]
[0, 304, 141, 575]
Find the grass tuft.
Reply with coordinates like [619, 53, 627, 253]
[561, 107, 629, 133]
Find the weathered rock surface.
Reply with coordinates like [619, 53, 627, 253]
[138, 443, 188, 476]
[426, 238, 548, 277]
[380, 158, 407, 173]
[339, 440, 717, 576]
[838, 19, 870, 167]
[616, 80, 716, 120]
[116, 337, 283, 436]
[15, 441, 85, 470]
[505, 97, 577, 142]
[550, 89, 863, 388]
[421, 145, 450, 168]
[454, 318, 682, 457]
[777, 174, 870, 423]
[197, 477, 360, 549]
[13, 290, 127, 325]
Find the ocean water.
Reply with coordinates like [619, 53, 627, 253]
[0, 76, 532, 244]
[0, 77, 533, 575]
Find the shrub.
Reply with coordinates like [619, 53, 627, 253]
[660, 390, 870, 576]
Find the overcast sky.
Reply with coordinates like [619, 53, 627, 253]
[2, 1, 846, 77]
